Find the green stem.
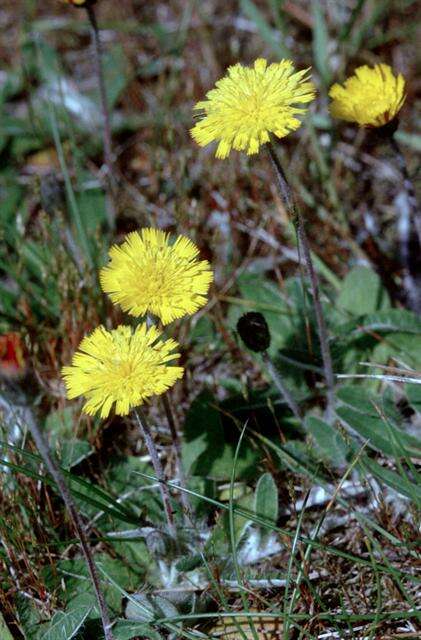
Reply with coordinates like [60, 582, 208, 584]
[161, 394, 193, 522]
[389, 135, 421, 314]
[262, 351, 302, 422]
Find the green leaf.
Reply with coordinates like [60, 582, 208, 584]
[306, 416, 349, 465]
[56, 439, 93, 470]
[182, 391, 259, 480]
[91, 44, 132, 110]
[36, 605, 92, 640]
[254, 472, 278, 524]
[337, 266, 390, 315]
[395, 130, 421, 153]
[175, 554, 203, 572]
[337, 386, 400, 421]
[58, 556, 141, 613]
[0, 611, 14, 640]
[405, 383, 421, 413]
[336, 406, 421, 458]
[46, 408, 93, 469]
[345, 309, 420, 335]
[312, 0, 332, 86]
[125, 594, 177, 624]
[360, 456, 421, 506]
[207, 489, 255, 556]
[112, 620, 163, 640]
[239, 0, 290, 58]
[232, 273, 292, 355]
[76, 180, 109, 235]
[16, 593, 46, 639]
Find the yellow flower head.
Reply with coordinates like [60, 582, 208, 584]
[100, 228, 213, 325]
[66, 0, 95, 6]
[62, 324, 183, 418]
[191, 58, 315, 159]
[329, 64, 406, 127]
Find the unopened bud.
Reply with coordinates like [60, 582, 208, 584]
[236, 312, 271, 353]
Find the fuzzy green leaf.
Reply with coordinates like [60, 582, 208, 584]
[254, 472, 278, 524]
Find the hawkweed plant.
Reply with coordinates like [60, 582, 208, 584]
[191, 58, 335, 418]
[329, 64, 420, 314]
[99, 227, 213, 519]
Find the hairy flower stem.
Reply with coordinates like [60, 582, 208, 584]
[389, 136, 421, 242]
[27, 420, 114, 640]
[262, 351, 302, 422]
[389, 135, 421, 314]
[267, 140, 335, 419]
[161, 394, 193, 522]
[85, 4, 115, 190]
[133, 408, 176, 537]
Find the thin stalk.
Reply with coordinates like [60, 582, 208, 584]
[133, 408, 176, 537]
[85, 3, 115, 187]
[229, 423, 259, 640]
[267, 141, 335, 418]
[261, 351, 302, 422]
[389, 136, 421, 243]
[26, 420, 114, 640]
[161, 394, 192, 521]
[389, 135, 421, 314]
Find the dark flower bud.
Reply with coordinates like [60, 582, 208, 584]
[236, 312, 271, 353]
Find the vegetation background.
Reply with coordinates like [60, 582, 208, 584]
[0, 1, 420, 639]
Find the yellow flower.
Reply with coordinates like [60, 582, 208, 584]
[191, 58, 315, 159]
[329, 64, 406, 127]
[100, 228, 213, 325]
[62, 324, 183, 418]
[66, 0, 95, 6]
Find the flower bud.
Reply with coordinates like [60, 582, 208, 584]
[236, 312, 271, 353]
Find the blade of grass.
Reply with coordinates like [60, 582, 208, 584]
[240, 0, 290, 58]
[228, 422, 259, 640]
[312, 0, 332, 87]
[153, 609, 421, 625]
[339, 0, 367, 41]
[282, 488, 312, 640]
